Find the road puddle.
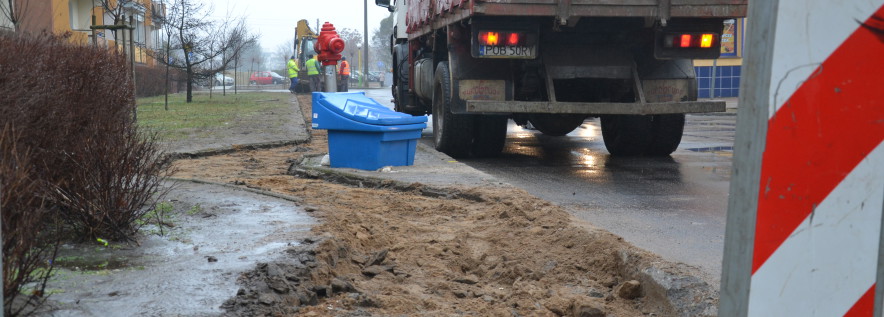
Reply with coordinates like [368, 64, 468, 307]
[37, 181, 315, 316]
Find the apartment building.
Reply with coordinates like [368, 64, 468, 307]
[0, 0, 162, 66]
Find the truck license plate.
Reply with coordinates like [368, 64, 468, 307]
[479, 45, 535, 58]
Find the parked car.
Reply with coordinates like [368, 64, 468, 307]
[367, 71, 383, 82]
[349, 70, 363, 85]
[348, 70, 382, 85]
[249, 71, 286, 85]
[214, 73, 234, 86]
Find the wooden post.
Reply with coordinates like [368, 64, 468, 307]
[221, 50, 223, 96]
[128, 15, 137, 121]
[119, 18, 126, 55]
[91, 15, 97, 46]
[129, 15, 135, 79]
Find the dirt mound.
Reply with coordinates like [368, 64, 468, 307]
[304, 186, 645, 315]
[170, 94, 714, 316]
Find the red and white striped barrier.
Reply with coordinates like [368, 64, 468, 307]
[721, 0, 884, 316]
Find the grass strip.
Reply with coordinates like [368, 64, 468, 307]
[136, 92, 290, 141]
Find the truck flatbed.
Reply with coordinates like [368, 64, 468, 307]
[407, 0, 747, 37]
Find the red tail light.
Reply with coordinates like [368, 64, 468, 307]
[664, 32, 719, 49]
[506, 33, 520, 46]
[478, 31, 526, 46]
[679, 34, 693, 48]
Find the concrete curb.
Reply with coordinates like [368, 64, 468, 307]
[165, 139, 311, 161]
[166, 177, 305, 204]
[618, 251, 718, 317]
[287, 155, 488, 202]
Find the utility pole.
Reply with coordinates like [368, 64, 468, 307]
[363, 0, 368, 88]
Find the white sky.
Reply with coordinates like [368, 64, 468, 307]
[209, 0, 393, 52]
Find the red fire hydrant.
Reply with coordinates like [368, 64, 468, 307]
[314, 22, 346, 92]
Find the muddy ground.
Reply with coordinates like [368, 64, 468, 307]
[167, 94, 715, 316]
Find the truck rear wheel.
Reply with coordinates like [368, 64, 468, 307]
[472, 116, 508, 157]
[528, 114, 586, 136]
[432, 62, 473, 158]
[600, 114, 685, 156]
[646, 114, 685, 155]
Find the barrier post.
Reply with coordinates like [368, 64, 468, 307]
[719, 1, 884, 315]
[717, 0, 778, 315]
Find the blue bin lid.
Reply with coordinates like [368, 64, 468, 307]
[315, 92, 427, 126]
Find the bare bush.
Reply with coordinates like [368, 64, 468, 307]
[0, 126, 59, 317]
[0, 33, 170, 239]
[50, 123, 171, 241]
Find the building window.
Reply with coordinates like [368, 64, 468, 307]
[69, 0, 93, 31]
[135, 14, 145, 44]
[151, 26, 162, 50]
[103, 11, 115, 40]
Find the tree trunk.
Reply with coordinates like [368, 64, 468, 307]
[222, 51, 226, 96]
[164, 53, 169, 111]
[186, 66, 193, 102]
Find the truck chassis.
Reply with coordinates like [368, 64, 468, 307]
[379, 0, 747, 157]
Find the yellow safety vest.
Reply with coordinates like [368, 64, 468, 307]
[287, 59, 299, 78]
[338, 61, 351, 76]
[306, 58, 321, 75]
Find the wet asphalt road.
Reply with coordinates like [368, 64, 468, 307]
[359, 88, 736, 287]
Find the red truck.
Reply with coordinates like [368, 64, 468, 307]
[375, 0, 747, 158]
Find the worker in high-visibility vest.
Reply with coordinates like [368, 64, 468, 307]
[337, 56, 351, 92]
[305, 54, 321, 92]
[287, 56, 299, 94]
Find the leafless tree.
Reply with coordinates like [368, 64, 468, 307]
[238, 43, 263, 81]
[0, 0, 30, 32]
[370, 13, 394, 72]
[273, 38, 294, 74]
[96, 0, 139, 25]
[338, 28, 363, 63]
[94, 0, 141, 44]
[149, 0, 256, 102]
[151, 1, 173, 110]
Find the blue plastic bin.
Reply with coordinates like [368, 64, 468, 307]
[311, 92, 427, 170]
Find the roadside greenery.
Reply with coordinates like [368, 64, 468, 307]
[1, 34, 170, 316]
[137, 92, 290, 141]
